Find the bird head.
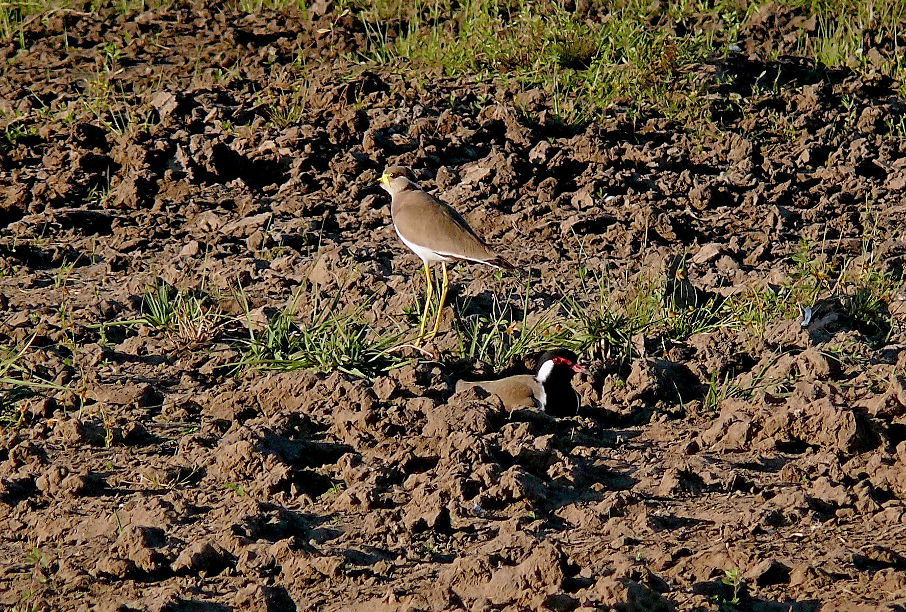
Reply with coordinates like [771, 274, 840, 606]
[536, 350, 583, 382]
[379, 166, 418, 195]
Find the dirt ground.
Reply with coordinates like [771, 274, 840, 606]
[2, 2, 906, 611]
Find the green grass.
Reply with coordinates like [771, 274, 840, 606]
[348, 0, 729, 123]
[840, 251, 903, 346]
[92, 280, 225, 347]
[234, 284, 409, 377]
[233, 0, 306, 12]
[3, 0, 905, 123]
[515, 229, 901, 378]
[559, 266, 659, 364]
[793, 0, 906, 84]
[454, 286, 570, 370]
[342, 0, 906, 122]
[0, 0, 51, 42]
[0, 109, 39, 145]
[81, 44, 159, 136]
[0, 334, 68, 427]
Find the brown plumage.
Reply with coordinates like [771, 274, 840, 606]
[380, 165, 513, 339]
[455, 352, 583, 415]
[392, 187, 514, 269]
[456, 374, 540, 410]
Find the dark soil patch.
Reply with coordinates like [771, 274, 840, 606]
[1, 2, 906, 610]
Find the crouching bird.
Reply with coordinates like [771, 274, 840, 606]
[455, 351, 583, 416]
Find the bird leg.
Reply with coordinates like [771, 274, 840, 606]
[417, 262, 434, 340]
[428, 261, 449, 338]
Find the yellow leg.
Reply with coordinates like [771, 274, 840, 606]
[417, 262, 433, 340]
[428, 261, 449, 338]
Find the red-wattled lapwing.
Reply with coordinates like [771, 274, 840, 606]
[455, 351, 583, 416]
[379, 166, 514, 340]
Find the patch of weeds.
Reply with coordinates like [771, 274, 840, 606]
[108, 0, 174, 15]
[768, 110, 799, 142]
[731, 284, 797, 335]
[702, 370, 746, 412]
[0, 0, 72, 43]
[234, 0, 306, 12]
[83, 76, 157, 135]
[262, 84, 310, 128]
[841, 255, 902, 346]
[819, 341, 871, 370]
[140, 280, 224, 345]
[791, 236, 838, 306]
[53, 256, 78, 289]
[84, 170, 114, 208]
[662, 252, 736, 341]
[0, 334, 68, 428]
[224, 482, 247, 496]
[885, 114, 906, 139]
[141, 280, 182, 329]
[719, 566, 743, 609]
[454, 286, 569, 371]
[141, 467, 200, 491]
[81, 42, 158, 135]
[792, 0, 906, 94]
[234, 284, 408, 378]
[781, 225, 903, 346]
[664, 292, 735, 341]
[323, 481, 344, 497]
[0, 109, 40, 145]
[559, 266, 658, 364]
[347, 0, 733, 123]
[95, 280, 225, 348]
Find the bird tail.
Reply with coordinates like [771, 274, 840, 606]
[485, 255, 516, 270]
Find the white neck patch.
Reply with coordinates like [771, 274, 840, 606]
[535, 359, 555, 384]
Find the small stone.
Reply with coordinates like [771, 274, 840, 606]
[179, 240, 200, 257]
[150, 91, 179, 118]
[745, 558, 791, 586]
[172, 542, 230, 576]
[57, 418, 87, 447]
[246, 229, 265, 251]
[682, 438, 700, 455]
[94, 556, 136, 579]
[529, 141, 552, 164]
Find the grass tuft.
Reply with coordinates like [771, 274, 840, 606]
[234, 285, 408, 378]
[0, 334, 69, 427]
[138, 280, 224, 346]
[454, 287, 570, 371]
[559, 267, 658, 365]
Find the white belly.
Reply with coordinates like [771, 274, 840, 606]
[395, 226, 449, 265]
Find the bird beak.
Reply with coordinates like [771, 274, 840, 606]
[571, 363, 584, 374]
[379, 173, 390, 187]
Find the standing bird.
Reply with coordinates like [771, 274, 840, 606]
[455, 351, 583, 416]
[379, 166, 513, 340]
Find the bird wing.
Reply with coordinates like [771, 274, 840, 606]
[456, 375, 538, 410]
[393, 190, 508, 266]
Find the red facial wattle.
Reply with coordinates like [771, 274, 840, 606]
[553, 356, 583, 373]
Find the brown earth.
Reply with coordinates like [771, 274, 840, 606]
[2, 2, 906, 611]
